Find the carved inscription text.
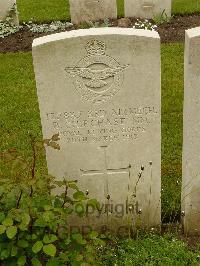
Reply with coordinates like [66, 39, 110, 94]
[46, 106, 158, 143]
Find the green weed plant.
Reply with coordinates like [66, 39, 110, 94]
[0, 134, 103, 266]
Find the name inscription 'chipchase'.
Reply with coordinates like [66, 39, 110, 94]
[46, 106, 158, 143]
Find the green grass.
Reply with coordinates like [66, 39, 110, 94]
[161, 43, 184, 220]
[17, 0, 70, 23]
[0, 1, 199, 259]
[117, 0, 124, 18]
[1, 1, 200, 263]
[0, 52, 41, 152]
[16, 0, 200, 23]
[98, 234, 200, 265]
[172, 0, 200, 15]
[0, 52, 47, 176]
[0, 44, 183, 218]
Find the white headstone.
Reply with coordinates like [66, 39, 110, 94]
[69, 0, 117, 24]
[0, 0, 19, 25]
[125, 0, 171, 19]
[182, 27, 200, 235]
[32, 28, 161, 234]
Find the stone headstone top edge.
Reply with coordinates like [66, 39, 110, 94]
[32, 28, 160, 48]
[185, 27, 200, 39]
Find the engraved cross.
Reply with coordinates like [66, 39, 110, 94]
[80, 146, 131, 200]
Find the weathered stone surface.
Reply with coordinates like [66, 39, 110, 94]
[32, 28, 161, 234]
[69, 0, 117, 24]
[0, 0, 19, 25]
[182, 27, 200, 235]
[125, 0, 171, 19]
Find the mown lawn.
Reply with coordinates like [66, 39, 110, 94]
[161, 43, 183, 220]
[173, 0, 200, 15]
[99, 234, 200, 265]
[17, 0, 71, 23]
[16, 0, 200, 23]
[0, 46, 199, 266]
[1, 0, 200, 263]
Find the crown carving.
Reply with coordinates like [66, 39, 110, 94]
[86, 40, 106, 55]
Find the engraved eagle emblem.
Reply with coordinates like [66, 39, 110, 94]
[65, 40, 129, 103]
[66, 65, 128, 90]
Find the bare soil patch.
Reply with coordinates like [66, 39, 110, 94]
[1, 14, 200, 52]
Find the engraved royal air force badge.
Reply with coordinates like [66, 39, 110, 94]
[65, 40, 129, 104]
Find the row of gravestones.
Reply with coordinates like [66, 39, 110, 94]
[32, 26, 200, 236]
[0, 0, 171, 26]
[70, 0, 171, 24]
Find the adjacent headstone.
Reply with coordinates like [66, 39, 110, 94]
[182, 27, 200, 235]
[0, 0, 19, 25]
[69, 0, 117, 24]
[32, 28, 161, 234]
[125, 0, 171, 19]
